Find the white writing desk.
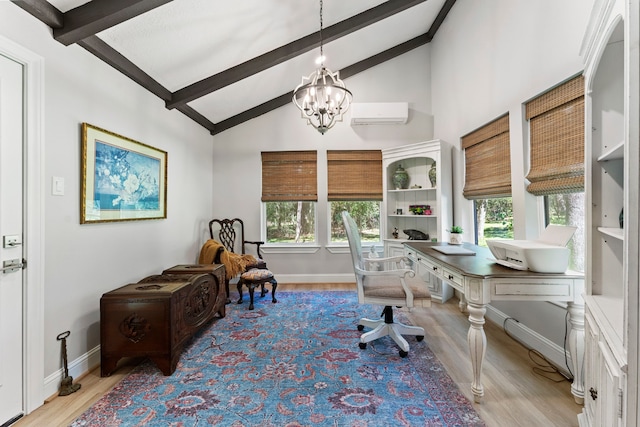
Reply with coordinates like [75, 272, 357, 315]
[404, 241, 585, 404]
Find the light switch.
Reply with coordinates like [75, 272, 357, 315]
[52, 176, 64, 196]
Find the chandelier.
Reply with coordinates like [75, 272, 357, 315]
[292, 0, 352, 135]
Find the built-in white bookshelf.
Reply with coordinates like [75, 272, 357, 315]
[579, 0, 639, 425]
[381, 140, 453, 302]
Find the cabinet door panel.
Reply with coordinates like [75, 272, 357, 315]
[598, 339, 622, 427]
[584, 314, 599, 423]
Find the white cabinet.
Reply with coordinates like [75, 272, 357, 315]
[579, 0, 639, 425]
[382, 140, 453, 302]
[581, 307, 625, 427]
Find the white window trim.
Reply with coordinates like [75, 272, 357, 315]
[262, 245, 321, 254]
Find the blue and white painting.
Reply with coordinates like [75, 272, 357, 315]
[94, 140, 160, 211]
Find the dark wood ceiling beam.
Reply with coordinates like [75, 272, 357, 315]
[212, 93, 291, 135]
[80, 36, 215, 132]
[213, 0, 457, 135]
[426, 0, 456, 41]
[78, 35, 171, 101]
[213, 33, 431, 136]
[166, 0, 428, 110]
[340, 34, 430, 79]
[176, 105, 216, 134]
[10, 0, 64, 28]
[54, 0, 175, 46]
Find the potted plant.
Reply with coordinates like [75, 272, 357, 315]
[448, 226, 463, 245]
[409, 204, 429, 215]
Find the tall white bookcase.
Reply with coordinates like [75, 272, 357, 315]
[579, 0, 639, 425]
[381, 140, 453, 302]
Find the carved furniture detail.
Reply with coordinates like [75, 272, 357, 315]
[100, 264, 225, 376]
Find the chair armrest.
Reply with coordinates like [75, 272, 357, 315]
[363, 255, 410, 270]
[363, 255, 408, 264]
[244, 240, 265, 259]
[356, 266, 415, 278]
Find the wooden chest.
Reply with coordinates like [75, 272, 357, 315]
[100, 264, 224, 376]
[162, 264, 227, 318]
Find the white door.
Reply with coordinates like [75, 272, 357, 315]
[0, 52, 25, 425]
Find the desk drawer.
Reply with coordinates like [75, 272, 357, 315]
[491, 278, 574, 299]
[442, 267, 464, 291]
[420, 256, 443, 278]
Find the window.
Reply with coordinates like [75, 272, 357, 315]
[474, 197, 513, 247]
[525, 75, 584, 195]
[327, 150, 382, 244]
[265, 202, 316, 243]
[462, 114, 512, 245]
[330, 201, 380, 243]
[544, 193, 585, 272]
[525, 75, 585, 272]
[462, 114, 511, 199]
[262, 151, 317, 244]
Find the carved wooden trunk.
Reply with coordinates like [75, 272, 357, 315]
[100, 264, 225, 377]
[162, 264, 227, 318]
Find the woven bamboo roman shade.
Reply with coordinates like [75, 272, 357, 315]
[525, 75, 585, 195]
[327, 150, 382, 201]
[462, 114, 511, 199]
[261, 151, 317, 201]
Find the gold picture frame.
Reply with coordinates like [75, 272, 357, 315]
[81, 123, 167, 223]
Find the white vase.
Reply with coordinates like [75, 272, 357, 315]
[449, 233, 463, 245]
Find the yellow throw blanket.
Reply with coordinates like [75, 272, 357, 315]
[198, 239, 258, 280]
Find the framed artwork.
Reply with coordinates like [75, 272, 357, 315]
[81, 123, 167, 224]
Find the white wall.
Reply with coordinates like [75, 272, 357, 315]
[210, 46, 434, 280]
[0, 4, 215, 379]
[429, 0, 595, 348]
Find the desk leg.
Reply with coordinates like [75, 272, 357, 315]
[458, 293, 467, 313]
[567, 301, 585, 404]
[467, 302, 487, 403]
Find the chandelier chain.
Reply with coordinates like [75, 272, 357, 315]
[319, 0, 324, 63]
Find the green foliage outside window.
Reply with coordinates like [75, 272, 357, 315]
[265, 202, 315, 243]
[331, 201, 380, 242]
[475, 197, 513, 247]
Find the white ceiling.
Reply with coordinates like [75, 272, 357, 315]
[32, 0, 451, 134]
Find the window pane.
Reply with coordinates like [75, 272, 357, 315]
[544, 192, 585, 272]
[474, 197, 513, 247]
[265, 202, 316, 243]
[331, 201, 380, 243]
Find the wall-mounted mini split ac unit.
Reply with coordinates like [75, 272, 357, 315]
[350, 102, 409, 125]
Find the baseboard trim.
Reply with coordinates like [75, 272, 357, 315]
[272, 273, 355, 283]
[485, 304, 572, 377]
[43, 345, 101, 400]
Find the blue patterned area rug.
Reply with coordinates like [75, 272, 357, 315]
[71, 291, 484, 426]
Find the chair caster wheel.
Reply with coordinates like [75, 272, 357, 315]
[416, 335, 424, 341]
[399, 350, 408, 358]
[357, 325, 364, 331]
[359, 342, 367, 350]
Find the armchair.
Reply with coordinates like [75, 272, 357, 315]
[208, 218, 266, 269]
[206, 218, 276, 310]
[342, 211, 431, 357]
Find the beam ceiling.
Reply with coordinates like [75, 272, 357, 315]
[10, 0, 456, 135]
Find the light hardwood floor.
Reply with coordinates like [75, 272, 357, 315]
[15, 283, 581, 427]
